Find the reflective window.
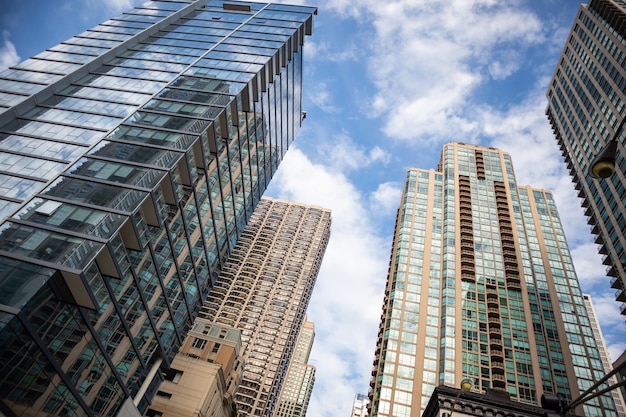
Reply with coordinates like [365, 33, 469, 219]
[0, 92, 28, 107]
[0, 79, 46, 95]
[64, 36, 120, 48]
[14, 58, 82, 74]
[14, 198, 124, 239]
[2, 119, 102, 145]
[58, 84, 151, 106]
[0, 69, 62, 84]
[98, 65, 177, 82]
[43, 176, 146, 212]
[41, 96, 136, 118]
[0, 152, 66, 180]
[0, 174, 43, 200]
[0, 221, 102, 268]
[49, 43, 109, 56]
[22, 107, 121, 131]
[33, 50, 94, 64]
[76, 73, 166, 93]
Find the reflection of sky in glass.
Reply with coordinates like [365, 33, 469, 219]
[0, 153, 67, 180]
[0, 200, 19, 222]
[0, 135, 86, 161]
[0, 174, 44, 200]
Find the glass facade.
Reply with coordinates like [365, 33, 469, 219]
[368, 143, 618, 417]
[0, 1, 316, 416]
[546, 0, 626, 315]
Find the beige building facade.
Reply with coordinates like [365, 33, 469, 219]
[198, 197, 331, 416]
[147, 321, 242, 417]
[368, 143, 618, 416]
[275, 318, 316, 417]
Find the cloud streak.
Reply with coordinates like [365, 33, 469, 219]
[0, 31, 20, 72]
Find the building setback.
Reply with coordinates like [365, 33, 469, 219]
[275, 318, 316, 417]
[0, 1, 316, 416]
[198, 197, 331, 416]
[546, 0, 626, 315]
[368, 143, 618, 416]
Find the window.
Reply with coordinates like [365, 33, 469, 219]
[192, 338, 207, 349]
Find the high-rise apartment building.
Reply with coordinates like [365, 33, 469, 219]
[198, 197, 331, 417]
[546, 0, 626, 314]
[583, 294, 626, 417]
[0, 1, 316, 416]
[368, 143, 618, 416]
[274, 318, 316, 417]
[351, 393, 369, 417]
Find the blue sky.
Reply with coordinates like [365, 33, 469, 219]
[1, 0, 625, 416]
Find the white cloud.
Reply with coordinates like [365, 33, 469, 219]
[0, 31, 20, 72]
[308, 81, 341, 114]
[315, 132, 391, 173]
[346, 0, 545, 142]
[268, 149, 390, 417]
[370, 182, 402, 214]
[488, 49, 523, 80]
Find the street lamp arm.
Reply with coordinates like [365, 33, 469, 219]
[567, 359, 626, 411]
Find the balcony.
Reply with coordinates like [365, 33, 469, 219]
[489, 327, 502, 337]
[490, 342, 503, 352]
[488, 307, 500, 317]
[461, 266, 475, 276]
[506, 280, 521, 290]
[616, 287, 626, 302]
[611, 276, 622, 288]
[491, 361, 505, 374]
[621, 303, 626, 315]
[492, 374, 506, 388]
[461, 274, 476, 283]
[503, 250, 517, 259]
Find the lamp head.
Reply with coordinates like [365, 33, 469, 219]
[460, 378, 473, 392]
[589, 139, 618, 178]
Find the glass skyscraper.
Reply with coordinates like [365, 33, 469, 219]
[368, 143, 618, 417]
[546, 0, 626, 316]
[0, 1, 316, 416]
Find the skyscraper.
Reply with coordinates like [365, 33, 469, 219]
[351, 393, 369, 417]
[546, 0, 626, 315]
[198, 197, 331, 417]
[275, 318, 316, 417]
[368, 142, 618, 416]
[583, 294, 626, 417]
[0, 1, 316, 416]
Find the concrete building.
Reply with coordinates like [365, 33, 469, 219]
[351, 394, 369, 417]
[368, 143, 618, 416]
[147, 321, 242, 417]
[546, 0, 626, 315]
[583, 294, 626, 417]
[198, 197, 331, 416]
[0, 1, 316, 416]
[275, 318, 316, 417]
